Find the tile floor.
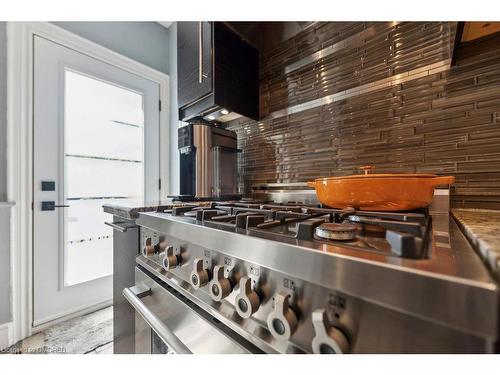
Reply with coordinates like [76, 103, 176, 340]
[2, 306, 113, 354]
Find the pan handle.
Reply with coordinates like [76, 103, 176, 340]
[307, 181, 316, 188]
[431, 176, 455, 186]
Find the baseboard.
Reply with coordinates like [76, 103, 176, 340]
[32, 299, 112, 333]
[0, 322, 13, 350]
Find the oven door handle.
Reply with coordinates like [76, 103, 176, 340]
[105, 221, 138, 233]
[123, 286, 192, 354]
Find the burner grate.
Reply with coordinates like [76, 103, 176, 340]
[164, 200, 431, 260]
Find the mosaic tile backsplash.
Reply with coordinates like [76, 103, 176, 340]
[227, 22, 500, 209]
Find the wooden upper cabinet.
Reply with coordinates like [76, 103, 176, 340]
[462, 22, 500, 42]
[177, 22, 259, 122]
[177, 21, 212, 109]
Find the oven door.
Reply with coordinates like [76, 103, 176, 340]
[123, 266, 257, 354]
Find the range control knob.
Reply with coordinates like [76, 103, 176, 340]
[142, 238, 154, 257]
[190, 258, 210, 290]
[311, 309, 349, 354]
[162, 246, 182, 271]
[155, 240, 167, 254]
[266, 293, 298, 340]
[208, 265, 232, 301]
[235, 277, 260, 318]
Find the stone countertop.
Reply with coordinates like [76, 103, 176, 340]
[102, 199, 213, 219]
[452, 208, 500, 279]
[102, 200, 177, 220]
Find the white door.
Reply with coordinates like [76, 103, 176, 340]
[33, 36, 160, 326]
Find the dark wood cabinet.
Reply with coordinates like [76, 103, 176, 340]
[177, 22, 212, 109]
[177, 22, 259, 121]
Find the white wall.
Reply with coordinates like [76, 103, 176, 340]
[53, 22, 170, 74]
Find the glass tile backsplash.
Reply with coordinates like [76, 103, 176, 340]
[228, 22, 500, 209]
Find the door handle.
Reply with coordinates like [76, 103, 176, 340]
[123, 286, 192, 354]
[198, 21, 203, 83]
[41, 201, 70, 211]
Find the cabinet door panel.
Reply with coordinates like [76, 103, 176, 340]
[177, 22, 213, 109]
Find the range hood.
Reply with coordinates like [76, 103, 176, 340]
[177, 22, 259, 123]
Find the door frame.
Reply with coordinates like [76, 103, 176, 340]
[7, 21, 170, 344]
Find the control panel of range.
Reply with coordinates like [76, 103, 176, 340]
[140, 227, 356, 354]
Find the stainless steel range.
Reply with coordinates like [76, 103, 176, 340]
[121, 195, 499, 354]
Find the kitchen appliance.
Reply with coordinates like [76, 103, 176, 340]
[123, 268, 259, 353]
[177, 22, 259, 122]
[177, 121, 240, 200]
[121, 191, 498, 354]
[307, 166, 455, 211]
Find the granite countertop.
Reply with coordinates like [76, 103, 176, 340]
[102, 199, 213, 219]
[452, 208, 500, 279]
[103, 200, 177, 219]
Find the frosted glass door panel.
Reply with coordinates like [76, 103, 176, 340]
[65, 156, 143, 198]
[64, 237, 113, 286]
[65, 70, 144, 126]
[66, 119, 143, 161]
[65, 70, 144, 161]
[64, 70, 144, 286]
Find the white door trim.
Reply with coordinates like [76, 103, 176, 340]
[7, 21, 170, 344]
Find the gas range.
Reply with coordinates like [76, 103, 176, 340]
[165, 201, 430, 260]
[127, 197, 498, 354]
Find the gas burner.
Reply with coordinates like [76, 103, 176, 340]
[340, 206, 357, 215]
[164, 202, 430, 260]
[314, 223, 359, 241]
[183, 210, 202, 217]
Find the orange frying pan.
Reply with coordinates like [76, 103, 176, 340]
[307, 166, 455, 211]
